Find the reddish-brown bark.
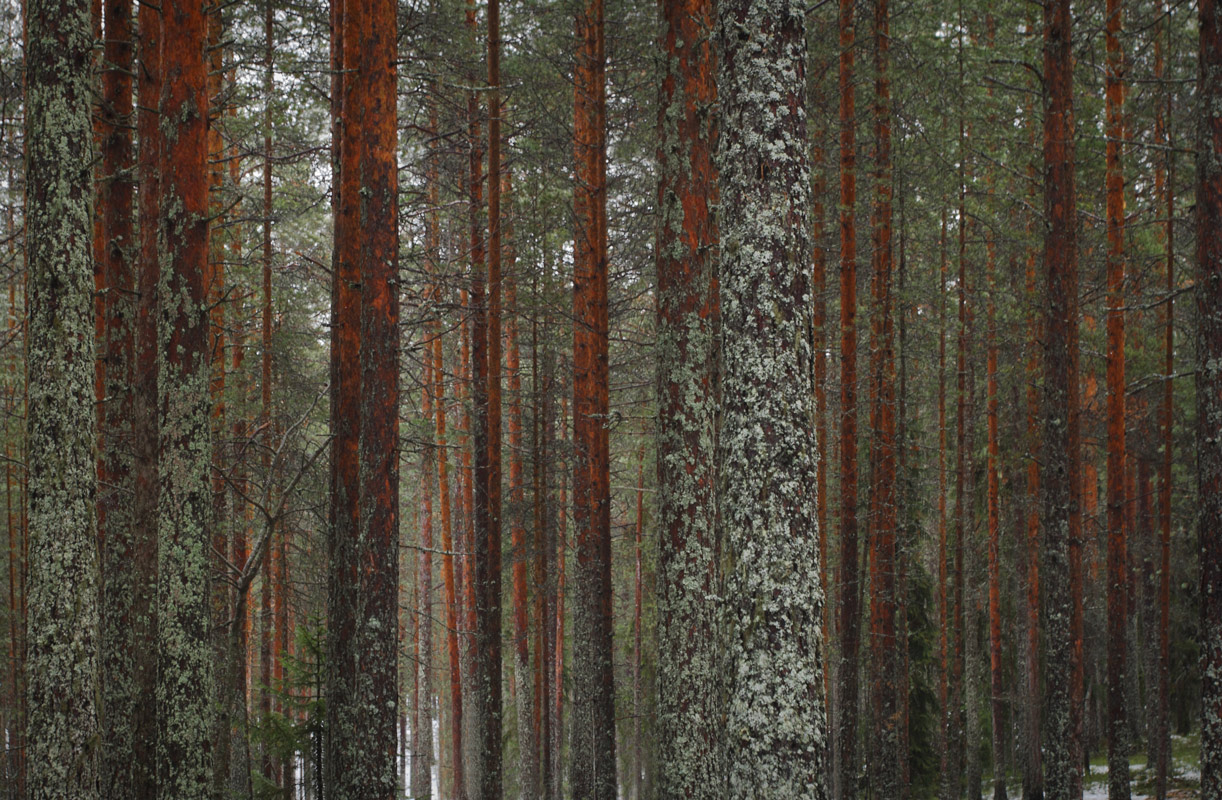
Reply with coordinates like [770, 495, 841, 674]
[571, 0, 614, 794]
[129, 2, 161, 795]
[326, 0, 401, 790]
[937, 207, 950, 799]
[505, 166, 536, 797]
[837, 0, 860, 792]
[1042, 0, 1083, 795]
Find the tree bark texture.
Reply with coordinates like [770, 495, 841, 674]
[717, 0, 827, 796]
[571, 0, 615, 794]
[1041, 0, 1081, 797]
[24, 0, 101, 791]
[655, 0, 721, 795]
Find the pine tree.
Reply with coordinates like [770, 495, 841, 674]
[24, 0, 101, 791]
[717, 0, 827, 795]
[655, 0, 721, 796]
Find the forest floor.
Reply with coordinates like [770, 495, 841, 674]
[997, 733, 1202, 800]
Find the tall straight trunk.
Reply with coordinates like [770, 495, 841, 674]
[1154, 5, 1174, 796]
[553, 396, 568, 800]
[655, 0, 720, 794]
[325, 0, 400, 792]
[717, 1, 826, 796]
[416, 355, 436, 800]
[1199, 0, 1222, 793]
[414, 87, 444, 800]
[260, 0, 276, 782]
[1104, 1, 1130, 796]
[156, 0, 214, 794]
[867, 0, 899, 794]
[24, 0, 101, 789]
[571, 0, 615, 794]
[131, 1, 161, 796]
[97, 0, 137, 788]
[435, 279, 465, 800]
[505, 169, 538, 799]
[206, 4, 230, 787]
[478, 2, 504, 795]
[836, 0, 860, 792]
[463, 1, 489, 788]
[938, 208, 951, 800]
[1042, 0, 1081, 797]
[1023, 90, 1043, 800]
[531, 258, 553, 800]
[810, 10, 830, 732]
[631, 443, 644, 800]
[951, 25, 969, 788]
[986, 227, 1007, 800]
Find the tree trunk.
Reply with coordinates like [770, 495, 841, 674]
[717, 0, 827, 796]
[1154, 5, 1174, 796]
[868, 0, 900, 793]
[24, 0, 102, 790]
[655, 0, 720, 794]
[571, 0, 615, 794]
[1105, 0, 1130, 796]
[156, 0, 214, 794]
[837, 0, 860, 792]
[325, 0, 401, 793]
[1198, 0, 1222, 794]
[1041, 0, 1081, 797]
[131, 1, 162, 795]
[96, 0, 137, 789]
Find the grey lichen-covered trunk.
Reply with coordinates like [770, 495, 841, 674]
[24, 0, 101, 791]
[715, 0, 827, 797]
[655, 0, 721, 795]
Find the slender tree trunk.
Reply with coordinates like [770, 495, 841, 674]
[1198, 0, 1222, 793]
[478, 1, 504, 794]
[531, 253, 553, 800]
[868, 0, 899, 793]
[1154, 5, 1174, 796]
[1042, 0, 1081, 797]
[156, 0, 214, 794]
[837, 0, 860, 792]
[655, 0, 720, 794]
[987, 227, 1007, 800]
[505, 169, 537, 800]
[24, 0, 101, 789]
[1105, 1, 1130, 796]
[1023, 88, 1043, 800]
[417, 354, 437, 800]
[571, 0, 615, 794]
[325, 0, 401, 791]
[717, 0, 826, 796]
[938, 207, 951, 800]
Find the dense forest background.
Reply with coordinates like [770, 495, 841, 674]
[0, 0, 1217, 798]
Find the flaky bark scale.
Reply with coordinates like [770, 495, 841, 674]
[717, 0, 827, 796]
[24, 0, 102, 791]
[655, 0, 721, 796]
